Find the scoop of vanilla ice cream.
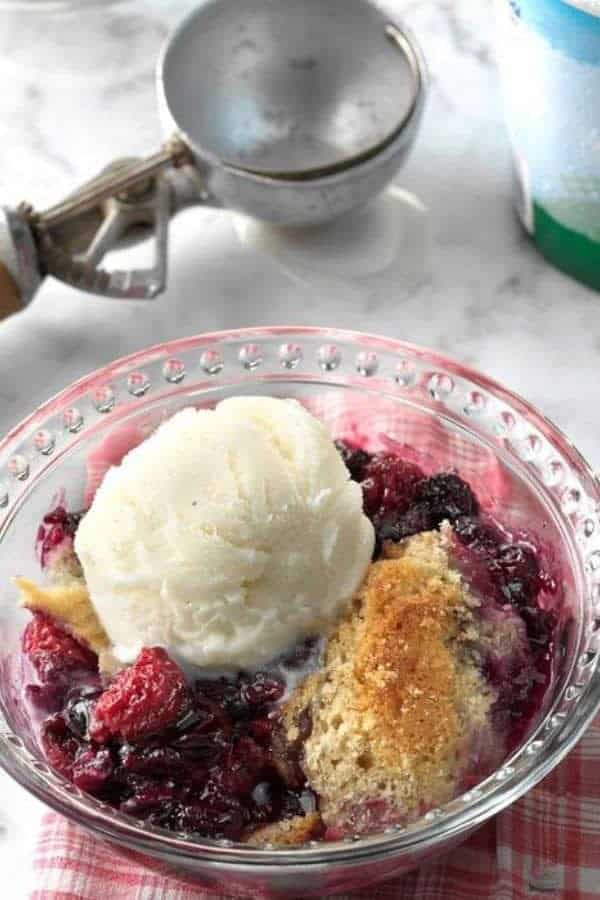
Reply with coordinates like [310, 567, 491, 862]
[74, 397, 374, 669]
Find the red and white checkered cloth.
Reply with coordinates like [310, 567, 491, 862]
[30, 395, 600, 898]
[30, 713, 600, 899]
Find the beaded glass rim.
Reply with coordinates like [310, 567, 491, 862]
[0, 326, 599, 868]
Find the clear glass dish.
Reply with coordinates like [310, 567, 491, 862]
[0, 327, 598, 898]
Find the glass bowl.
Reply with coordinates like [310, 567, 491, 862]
[0, 326, 599, 898]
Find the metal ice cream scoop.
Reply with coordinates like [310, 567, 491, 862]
[0, 0, 425, 315]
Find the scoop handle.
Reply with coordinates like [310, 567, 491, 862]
[0, 262, 22, 320]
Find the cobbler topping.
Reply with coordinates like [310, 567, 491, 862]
[354, 548, 472, 768]
[283, 532, 496, 834]
[246, 811, 323, 847]
[18, 433, 562, 845]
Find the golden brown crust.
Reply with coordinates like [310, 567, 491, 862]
[244, 812, 322, 847]
[284, 531, 493, 830]
[15, 576, 109, 655]
[353, 558, 463, 766]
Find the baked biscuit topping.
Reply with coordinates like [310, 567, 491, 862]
[285, 531, 494, 833]
[16, 576, 109, 656]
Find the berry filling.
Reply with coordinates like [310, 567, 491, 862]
[22, 441, 562, 843]
[30, 634, 318, 842]
[36, 506, 83, 569]
[339, 441, 560, 754]
[452, 514, 559, 751]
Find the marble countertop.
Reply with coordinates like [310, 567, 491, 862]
[0, 0, 598, 895]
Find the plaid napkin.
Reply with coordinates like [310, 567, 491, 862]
[31, 395, 600, 898]
[30, 715, 600, 899]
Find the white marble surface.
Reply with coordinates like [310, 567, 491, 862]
[0, 0, 599, 896]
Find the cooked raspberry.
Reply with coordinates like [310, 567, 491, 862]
[23, 613, 98, 684]
[360, 454, 425, 520]
[89, 647, 188, 743]
[36, 505, 84, 569]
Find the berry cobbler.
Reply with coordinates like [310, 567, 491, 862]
[14, 398, 561, 845]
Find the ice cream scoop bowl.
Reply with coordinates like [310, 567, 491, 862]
[0, 0, 425, 307]
[0, 327, 598, 897]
